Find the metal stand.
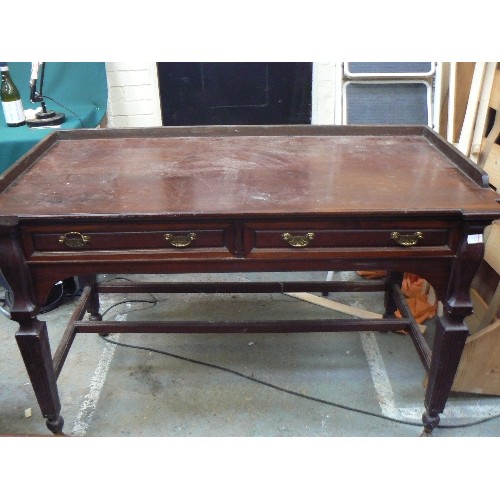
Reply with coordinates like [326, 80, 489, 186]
[26, 62, 65, 128]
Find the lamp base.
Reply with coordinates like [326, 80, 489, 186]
[27, 110, 65, 127]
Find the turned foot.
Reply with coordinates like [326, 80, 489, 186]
[93, 312, 109, 337]
[421, 410, 440, 436]
[46, 415, 65, 435]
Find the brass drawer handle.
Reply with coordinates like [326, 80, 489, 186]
[282, 232, 315, 248]
[58, 232, 90, 248]
[391, 231, 423, 247]
[164, 232, 197, 248]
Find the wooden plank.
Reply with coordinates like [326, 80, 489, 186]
[448, 62, 475, 144]
[452, 320, 500, 395]
[447, 62, 457, 143]
[458, 63, 486, 156]
[478, 109, 500, 170]
[286, 291, 381, 319]
[471, 287, 494, 321]
[470, 63, 497, 159]
[433, 62, 449, 135]
[477, 282, 500, 331]
[285, 292, 427, 333]
[446, 62, 457, 143]
[465, 313, 479, 334]
[484, 220, 500, 274]
[466, 288, 490, 334]
[465, 224, 500, 334]
[484, 143, 500, 190]
[454, 218, 500, 393]
[478, 65, 500, 170]
[489, 66, 500, 110]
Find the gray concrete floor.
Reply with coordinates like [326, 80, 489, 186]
[1, 271, 500, 437]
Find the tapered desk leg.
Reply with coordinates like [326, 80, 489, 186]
[422, 233, 484, 435]
[79, 274, 102, 321]
[0, 221, 64, 434]
[16, 319, 64, 434]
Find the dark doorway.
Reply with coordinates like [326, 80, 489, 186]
[157, 63, 312, 126]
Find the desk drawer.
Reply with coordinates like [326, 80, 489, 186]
[24, 223, 234, 255]
[244, 220, 458, 254]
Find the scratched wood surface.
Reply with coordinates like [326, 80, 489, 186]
[0, 132, 499, 218]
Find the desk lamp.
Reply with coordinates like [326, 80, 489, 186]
[27, 62, 65, 127]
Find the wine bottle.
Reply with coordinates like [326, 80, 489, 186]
[1, 62, 26, 127]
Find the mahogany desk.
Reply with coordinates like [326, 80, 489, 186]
[1, 125, 500, 435]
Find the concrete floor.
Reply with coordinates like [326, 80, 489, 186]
[1, 271, 500, 437]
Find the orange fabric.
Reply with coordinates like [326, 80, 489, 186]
[357, 271, 438, 331]
[395, 273, 438, 326]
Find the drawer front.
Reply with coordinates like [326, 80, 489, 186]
[23, 222, 234, 255]
[244, 219, 459, 255]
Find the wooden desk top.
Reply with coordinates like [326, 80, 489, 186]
[1, 125, 499, 220]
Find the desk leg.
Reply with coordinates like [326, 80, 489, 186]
[79, 274, 102, 321]
[422, 233, 484, 435]
[0, 224, 63, 434]
[16, 319, 64, 434]
[383, 271, 403, 319]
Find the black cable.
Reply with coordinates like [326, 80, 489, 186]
[96, 276, 159, 308]
[100, 299, 158, 318]
[98, 276, 137, 284]
[98, 300, 500, 431]
[42, 95, 85, 128]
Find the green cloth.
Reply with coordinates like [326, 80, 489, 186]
[0, 62, 107, 175]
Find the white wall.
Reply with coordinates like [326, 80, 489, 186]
[105, 62, 162, 127]
[311, 63, 337, 125]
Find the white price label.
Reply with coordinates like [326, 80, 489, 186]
[2, 99, 24, 124]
